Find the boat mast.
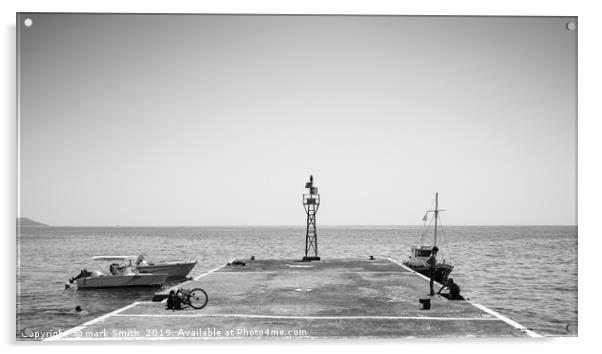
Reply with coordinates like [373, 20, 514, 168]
[433, 192, 438, 247]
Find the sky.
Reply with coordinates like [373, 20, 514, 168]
[17, 14, 577, 226]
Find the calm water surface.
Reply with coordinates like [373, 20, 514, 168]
[16, 226, 577, 339]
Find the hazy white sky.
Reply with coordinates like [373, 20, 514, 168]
[18, 14, 576, 226]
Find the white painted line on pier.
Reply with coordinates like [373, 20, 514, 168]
[112, 313, 500, 321]
[386, 257, 542, 338]
[387, 257, 444, 287]
[194, 264, 228, 280]
[44, 301, 151, 341]
[468, 302, 542, 338]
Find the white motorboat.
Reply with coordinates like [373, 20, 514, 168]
[67, 256, 168, 289]
[134, 254, 197, 281]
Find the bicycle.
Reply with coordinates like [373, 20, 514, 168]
[167, 287, 208, 310]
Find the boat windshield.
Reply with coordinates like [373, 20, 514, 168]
[92, 256, 133, 262]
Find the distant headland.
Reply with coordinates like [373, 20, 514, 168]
[17, 218, 48, 227]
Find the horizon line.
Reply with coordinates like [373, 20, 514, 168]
[17, 223, 578, 228]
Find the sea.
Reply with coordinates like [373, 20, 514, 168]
[16, 225, 577, 339]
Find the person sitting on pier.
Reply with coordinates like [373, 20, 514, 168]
[166, 290, 182, 311]
[437, 278, 464, 300]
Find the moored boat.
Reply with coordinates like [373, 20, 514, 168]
[67, 256, 168, 289]
[403, 193, 454, 283]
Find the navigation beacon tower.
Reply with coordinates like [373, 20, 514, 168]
[302, 175, 320, 261]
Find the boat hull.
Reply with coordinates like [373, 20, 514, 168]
[403, 263, 454, 284]
[75, 273, 168, 288]
[137, 261, 197, 281]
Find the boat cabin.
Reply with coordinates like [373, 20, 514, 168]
[407, 246, 452, 267]
[407, 246, 434, 267]
[413, 246, 434, 257]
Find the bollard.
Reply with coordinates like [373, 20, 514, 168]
[419, 298, 431, 310]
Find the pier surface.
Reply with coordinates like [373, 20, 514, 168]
[47, 258, 538, 340]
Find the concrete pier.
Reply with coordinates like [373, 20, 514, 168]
[46, 258, 539, 340]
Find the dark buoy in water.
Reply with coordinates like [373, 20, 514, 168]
[419, 298, 431, 310]
[250, 255, 255, 260]
[369, 255, 375, 260]
[75, 306, 82, 312]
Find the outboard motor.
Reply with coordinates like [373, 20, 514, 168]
[67, 269, 91, 286]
